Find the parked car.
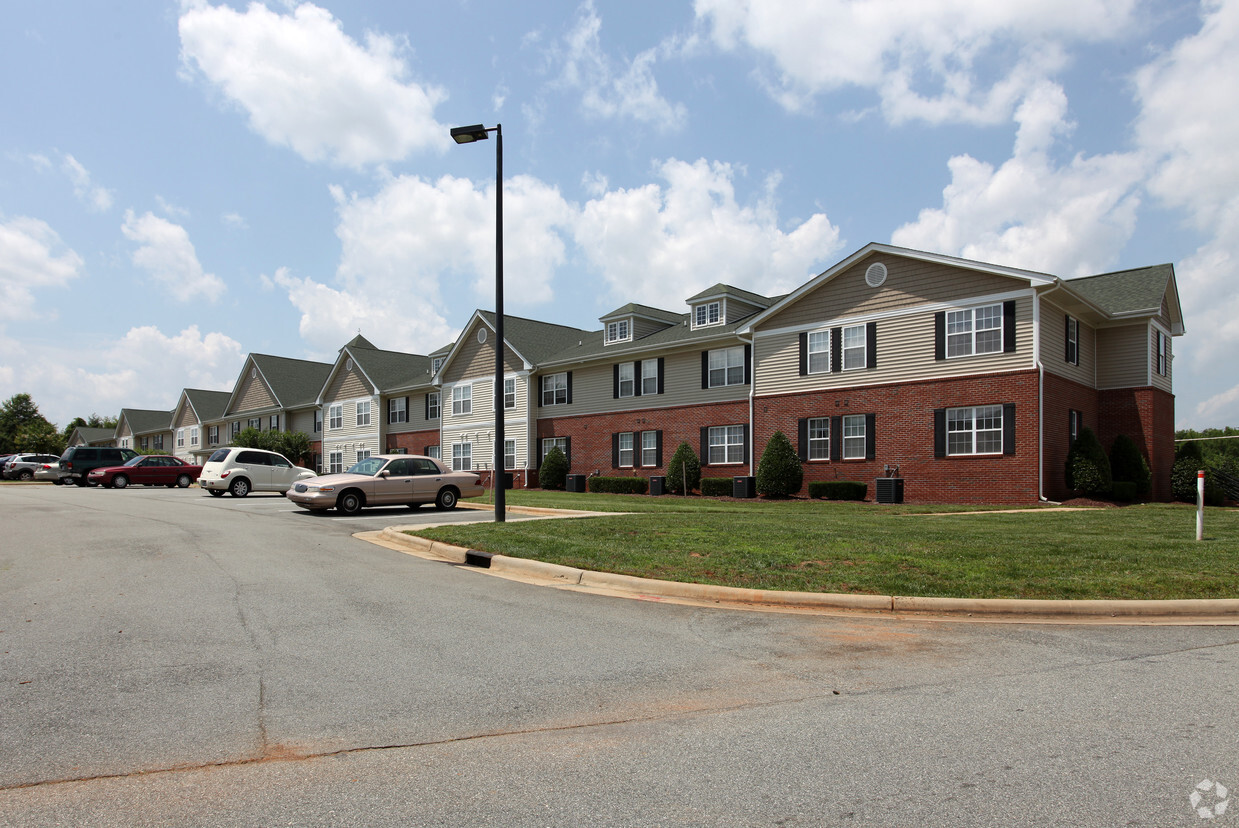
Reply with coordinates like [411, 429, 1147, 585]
[3, 453, 63, 480]
[198, 447, 314, 497]
[59, 446, 140, 486]
[88, 455, 203, 489]
[34, 462, 69, 484]
[286, 454, 483, 515]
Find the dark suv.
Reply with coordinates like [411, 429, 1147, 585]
[59, 446, 140, 486]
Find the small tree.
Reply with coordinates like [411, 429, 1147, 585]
[1108, 434, 1151, 498]
[278, 431, 313, 467]
[666, 441, 701, 495]
[756, 430, 803, 497]
[1065, 426, 1112, 495]
[231, 427, 281, 453]
[540, 445, 569, 490]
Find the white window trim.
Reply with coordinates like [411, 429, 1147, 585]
[708, 425, 745, 465]
[1066, 316, 1079, 366]
[946, 303, 1003, 359]
[842, 414, 867, 460]
[542, 437, 568, 461]
[618, 363, 635, 398]
[693, 299, 724, 330]
[427, 391, 441, 420]
[946, 405, 1004, 456]
[504, 378, 516, 410]
[452, 442, 472, 471]
[356, 400, 372, 427]
[842, 324, 866, 370]
[542, 373, 568, 406]
[329, 451, 344, 474]
[618, 432, 634, 468]
[605, 318, 632, 345]
[807, 330, 830, 375]
[807, 417, 830, 461]
[640, 430, 658, 467]
[708, 347, 745, 388]
[452, 384, 472, 416]
[389, 396, 408, 424]
[641, 360, 659, 395]
[328, 404, 343, 431]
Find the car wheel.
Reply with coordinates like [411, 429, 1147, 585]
[208, 489, 225, 498]
[434, 487, 458, 511]
[18, 469, 33, 481]
[112, 475, 129, 489]
[53, 477, 64, 486]
[336, 490, 364, 515]
[229, 478, 250, 498]
[176, 474, 192, 488]
[73, 476, 87, 487]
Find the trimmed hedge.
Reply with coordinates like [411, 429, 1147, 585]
[1109, 434, 1151, 498]
[540, 446, 568, 490]
[666, 442, 701, 495]
[809, 480, 868, 501]
[756, 430, 803, 497]
[701, 477, 732, 497]
[1111, 481, 1138, 502]
[588, 476, 649, 495]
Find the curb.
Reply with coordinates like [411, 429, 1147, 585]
[375, 527, 1239, 621]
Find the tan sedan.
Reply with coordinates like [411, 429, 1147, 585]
[285, 454, 483, 515]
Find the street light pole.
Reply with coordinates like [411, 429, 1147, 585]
[450, 123, 505, 523]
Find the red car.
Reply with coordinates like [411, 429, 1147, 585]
[88, 455, 203, 489]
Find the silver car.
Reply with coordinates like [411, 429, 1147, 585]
[3, 453, 64, 481]
[286, 454, 483, 515]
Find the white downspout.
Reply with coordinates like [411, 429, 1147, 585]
[740, 333, 755, 472]
[1033, 290, 1047, 502]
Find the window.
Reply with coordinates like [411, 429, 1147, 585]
[808, 418, 830, 460]
[140, 437, 149, 450]
[708, 347, 745, 388]
[177, 428, 185, 448]
[842, 324, 866, 370]
[356, 401, 371, 427]
[190, 427, 199, 446]
[618, 432, 634, 467]
[503, 440, 516, 471]
[328, 404, 343, 430]
[606, 319, 631, 344]
[1156, 329, 1168, 376]
[807, 331, 830, 374]
[1069, 409, 1081, 445]
[153, 434, 164, 450]
[504, 378, 516, 409]
[248, 417, 262, 431]
[694, 301, 721, 328]
[452, 443, 472, 471]
[389, 397, 408, 424]
[1066, 316, 1079, 365]
[314, 410, 322, 433]
[541, 372, 568, 406]
[232, 421, 241, 438]
[708, 426, 745, 465]
[269, 415, 279, 431]
[425, 445, 441, 460]
[356, 448, 372, 464]
[431, 356, 445, 375]
[641, 360, 660, 395]
[329, 452, 343, 474]
[617, 363, 635, 398]
[542, 437, 568, 463]
[947, 406, 1004, 455]
[208, 426, 219, 445]
[947, 304, 1003, 357]
[452, 385, 472, 415]
[842, 415, 867, 460]
[427, 392, 441, 420]
[641, 431, 659, 467]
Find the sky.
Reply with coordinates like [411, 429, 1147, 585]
[1, 0, 1236, 430]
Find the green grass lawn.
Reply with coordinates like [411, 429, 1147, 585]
[408, 491, 1239, 600]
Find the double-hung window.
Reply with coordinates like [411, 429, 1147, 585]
[641, 431, 658, 467]
[269, 415, 279, 431]
[947, 406, 1004, 455]
[503, 440, 516, 471]
[190, 427, 199, 446]
[842, 415, 867, 460]
[329, 451, 343, 474]
[807, 331, 830, 374]
[708, 426, 745, 464]
[452, 443, 472, 471]
[177, 428, 185, 448]
[427, 392, 441, 420]
[356, 448, 371, 464]
[389, 397, 407, 424]
[328, 404, 342, 430]
[617, 432, 634, 467]
[504, 378, 516, 409]
[1065, 316, 1079, 365]
[807, 418, 830, 460]
[542, 437, 568, 464]
[708, 347, 745, 388]
[232, 421, 242, 438]
[452, 385, 472, 416]
[694, 301, 721, 328]
[617, 363, 635, 398]
[356, 401, 371, 427]
[842, 324, 866, 370]
[314, 410, 322, 433]
[542, 372, 568, 406]
[947, 304, 1002, 357]
[1156, 330, 1168, 376]
[208, 426, 219, 445]
[248, 417, 262, 431]
[641, 360, 659, 395]
[606, 320, 630, 344]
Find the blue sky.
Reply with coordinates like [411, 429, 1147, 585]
[2, 0, 1235, 429]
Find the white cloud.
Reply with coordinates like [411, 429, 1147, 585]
[178, 1, 449, 168]
[694, 0, 1138, 124]
[0, 216, 85, 320]
[891, 81, 1145, 275]
[574, 157, 842, 308]
[60, 154, 114, 212]
[121, 210, 226, 302]
[156, 195, 190, 219]
[222, 212, 248, 229]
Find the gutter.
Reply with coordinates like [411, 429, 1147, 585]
[738, 332, 756, 471]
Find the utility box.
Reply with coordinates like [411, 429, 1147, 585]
[649, 476, 666, 496]
[732, 476, 756, 499]
[565, 474, 587, 493]
[875, 477, 905, 504]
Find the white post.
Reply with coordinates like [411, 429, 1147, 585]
[1197, 469, 1205, 541]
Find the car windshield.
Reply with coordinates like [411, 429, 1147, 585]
[345, 457, 385, 477]
[123, 456, 145, 467]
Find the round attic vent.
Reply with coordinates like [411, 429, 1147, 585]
[345, 358, 353, 371]
[477, 328, 488, 344]
[865, 263, 888, 288]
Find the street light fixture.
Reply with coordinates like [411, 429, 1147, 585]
[450, 122, 505, 523]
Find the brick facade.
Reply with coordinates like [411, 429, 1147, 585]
[1098, 387, 1175, 501]
[1041, 373, 1100, 502]
[385, 429, 441, 456]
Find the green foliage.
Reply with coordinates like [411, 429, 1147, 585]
[809, 480, 868, 500]
[700, 477, 732, 497]
[278, 431, 313, 467]
[1108, 434, 1151, 498]
[1111, 481, 1138, 502]
[1171, 455, 1225, 505]
[0, 393, 62, 454]
[755, 430, 804, 497]
[665, 441, 701, 495]
[540, 446, 568, 490]
[231, 427, 281, 452]
[1065, 426, 1112, 495]
[587, 476, 649, 495]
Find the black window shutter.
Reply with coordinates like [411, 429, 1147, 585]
[701, 351, 709, 389]
[934, 312, 946, 360]
[830, 416, 842, 461]
[798, 332, 808, 376]
[934, 409, 946, 458]
[700, 427, 709, 466]
[1003, 403, 1016, 456]
[425, 394, 430, 420]
[566, 372, 573, 405]
[423, 445, 432, 456]
[655, 431, 663, 467]
[797, 418, 808, 461]
[537, 377, 542, 407]
[612, 364, 619, 399]
[742, 424, 750, 467]
[866, 322, 877, 369]
[744, 344, 752, 385]
[831, 327, 842, 373]
[611, 433, 619, 468]
[634, 360, 642, 397]
[865, 413, 876, 460]
[1065, 315, 1072, 363]
[1003, 300, 1016, 352]
[404, 396, 409, 421]
[657, 358, 665, 394]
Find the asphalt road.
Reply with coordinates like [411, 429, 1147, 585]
[1, 482, 1237, 827]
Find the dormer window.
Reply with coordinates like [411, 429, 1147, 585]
[693, 301, 722, 329]
[605, 319, 632, 344]
[431, 357, 445, 375]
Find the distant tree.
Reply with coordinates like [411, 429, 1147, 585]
[540, 446, 568, 490]
[1065, 426, 1112, 496]
[0, 394, 59, 454]
[756, 430, 803, 497]
[1108, 434, 1151, 498]
[278, 432, 313, 467]
[1171, 440, 1225, 505]
[666, 441, 701, 495]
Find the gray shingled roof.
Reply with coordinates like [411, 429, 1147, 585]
[184, 389, 232, 422]
[1065, 264, 1173, 315]
[477, 312, 594, 364]
[345, 341, 433, 391]
[686, 283, 775, 307]
[540, 306, 762, 366]
[251, 354, 333, 408]
[72, 426, 116, 445]
[600, 303, 683, 324]
[121, 408, 174, 435]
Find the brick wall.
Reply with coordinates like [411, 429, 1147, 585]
[1098, 387, 1175, 501]
[1041, 373, 1100, 501]
[385, 429, 441, 456]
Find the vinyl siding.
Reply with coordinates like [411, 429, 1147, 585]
[1040, 299, 1097, 388]
[234, 370, 277, 413]
[440, 431, 531, 471]
[289, 409, 317, 436]
[323, 363, 371, 404]
[443, 324, 524, 384]
[443, 377, 497, 429]
[634, 317, 674, 339]
[1096, 325, 1148, 389]
[175, 405, 198, 429]
[1151, 327, 1173, 393]
[323, 396, 379, 441]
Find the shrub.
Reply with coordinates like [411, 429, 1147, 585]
[666, 442, 701, 495]
[1109, 434, 1151, 498]
[1171, 456, 1226, 505]
[756, 430, 803, 497]
[540, 446, 568, 490]
[588, 476, 648, 495]
[1065, 426, 1112, 495]
[809, 481, 868, 501]
[1111, 481, 1138, 502]
[700, 477, 732, 497]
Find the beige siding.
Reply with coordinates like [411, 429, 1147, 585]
[755, 301, 1034, 396]
[1096, 325, 1148, 389]
[383, 387, 452, 435]
[324, 364, 371, 403]
[725, 298, 762, 324]
[443, 378, 496, 428]
[233, 370, 276, 413]
[763, 256, 1027, 331]
[1040, 299, 1097, 388]
[443, 324, 524, 384]
[289, 409, 317, 436]
[634, 317, 674, 339]
[175, 405, 198, 429]
[323, 395, 379, 442]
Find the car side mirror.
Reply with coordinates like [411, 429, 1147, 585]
[378, 470, 389, 478]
